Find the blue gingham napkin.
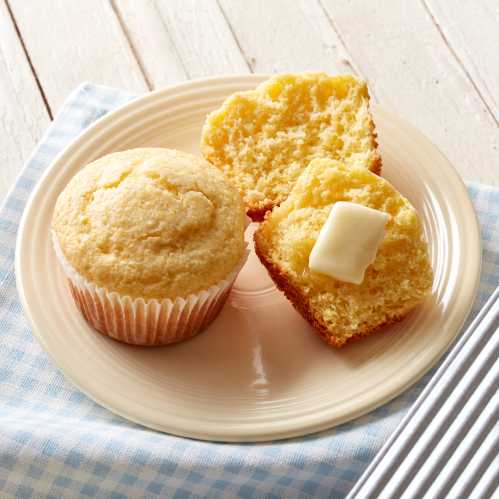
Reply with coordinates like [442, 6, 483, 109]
[1, 84, 497, 499]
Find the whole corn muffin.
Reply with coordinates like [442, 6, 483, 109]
[254, 158, 433, 347]
[52, 148, 247, 345]
[201, 73, 380, 220]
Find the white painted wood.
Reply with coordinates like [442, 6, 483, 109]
[116, 0, 249, 83]
[8, 0, 148, 113]
[320, 0, 499, 185]
[112, 0, 188, 88]
[1, 0, 498, 196]
[424, 0, 499, 124]
[218, 0, 362, 78]
[152, 0, 249, 77]
[0, 0, 50, 203]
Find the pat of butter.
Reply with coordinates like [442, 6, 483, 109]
[309, 202, 390, 285]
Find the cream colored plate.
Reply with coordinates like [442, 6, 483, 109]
[16, 75, 481, 442]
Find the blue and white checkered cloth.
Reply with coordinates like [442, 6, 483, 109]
[1, 84, 497, 499]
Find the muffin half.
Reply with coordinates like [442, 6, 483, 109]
[201, 73, 380, 220]
[52, 148, 247, 345]
[254, 158, 433, 347]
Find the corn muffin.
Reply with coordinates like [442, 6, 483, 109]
[254, 159, 433, 347]
[52, 148, 247, 345]
[201, 73, 380, 220]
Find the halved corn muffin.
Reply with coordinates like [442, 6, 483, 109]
[201, 73, 381, 221]
[254, 158, 433, 347]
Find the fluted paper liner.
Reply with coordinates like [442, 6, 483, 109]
[52, 232, 249, 346]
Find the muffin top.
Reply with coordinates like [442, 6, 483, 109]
[52, 148, 246, 300]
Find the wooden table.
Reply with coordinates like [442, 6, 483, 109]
[1, 0, 498, 203]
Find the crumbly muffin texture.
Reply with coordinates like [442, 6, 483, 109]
[52, 148, 246, 300]
[201, 73, 381, 220]
[254, 159, 433, 347]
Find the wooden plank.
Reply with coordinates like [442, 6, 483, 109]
[424, 0, 499, 124]
[218, 0, 363, 78]
[320, 0, 499, 185]
[8, 0, 148, 114]
[112, 0, 188, 88]
[0, 0, 50, 202]
[152, 0, 249, 77]
[115, 0, 249, 85]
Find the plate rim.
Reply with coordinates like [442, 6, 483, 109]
[16, 74, 482, 442]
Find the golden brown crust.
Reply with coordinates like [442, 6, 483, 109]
[247, 202, 278, 222]
[370, 154, 382, 176]
[368, 114, 382, 176]
[254, 227, 408, 348]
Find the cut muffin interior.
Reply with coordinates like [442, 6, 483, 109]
[201, 73, 381, 220]
[254, 158, 433, 347]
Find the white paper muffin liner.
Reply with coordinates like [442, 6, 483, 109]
[52, 232, 249, 346]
